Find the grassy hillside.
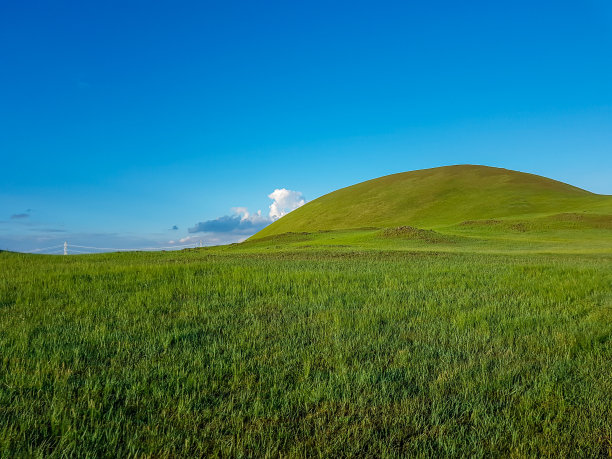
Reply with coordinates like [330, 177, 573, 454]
[253, 165, 612, 239]
[236, 212, 612, 256]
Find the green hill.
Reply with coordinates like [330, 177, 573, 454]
[252, 165, 612, 239]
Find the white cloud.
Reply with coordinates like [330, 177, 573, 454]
[231, 207, 269, 225]
[184, 188, 307, 246]
[232, 207, 249, 218]
[178, 235, 204, 244]
[189, 207, 270, 235]
[268, 189, 305, 220]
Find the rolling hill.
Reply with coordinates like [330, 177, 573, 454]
[252, 165, 612, 239]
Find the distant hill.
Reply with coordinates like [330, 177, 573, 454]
[252, 165, 612, 239]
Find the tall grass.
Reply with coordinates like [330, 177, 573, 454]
[1, 249, 610, 456]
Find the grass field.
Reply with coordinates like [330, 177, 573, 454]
[1, 238, 611, 456]
[1, 166, 611, 456]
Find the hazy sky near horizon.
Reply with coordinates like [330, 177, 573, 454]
[1, 1, 611, 251]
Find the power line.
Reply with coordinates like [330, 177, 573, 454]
[25, 244, 64, 253]
[69, 243, 196, 251]
[23, 240, 202, 255]
[65, 249, 94, 254]
[23, 241, 200, 255]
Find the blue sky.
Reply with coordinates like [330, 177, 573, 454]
[1, 1, 611, 252]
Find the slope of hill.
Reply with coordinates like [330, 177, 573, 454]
[252, 165, 612, 239]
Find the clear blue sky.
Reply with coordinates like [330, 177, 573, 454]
[1, 1, 611, 252]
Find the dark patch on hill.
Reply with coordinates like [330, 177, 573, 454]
[380, 226, 456, 243]
[460, 219, 502, 226]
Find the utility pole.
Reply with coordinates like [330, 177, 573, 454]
[64, 241, 67, 255]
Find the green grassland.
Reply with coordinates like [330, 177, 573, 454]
[1, 246, 611, 456]
[1, 166, 611, 456]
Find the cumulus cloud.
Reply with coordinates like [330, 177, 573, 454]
[185, 188, 306, 245]
[188, 207, 269, 235]
[170, 225, 178, 231]
[268, 189, 305, 220]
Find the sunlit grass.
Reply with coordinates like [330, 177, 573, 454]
[1, 246, 610, 456]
